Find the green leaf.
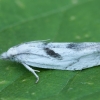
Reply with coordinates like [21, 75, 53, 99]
[0, 0, 100, 100]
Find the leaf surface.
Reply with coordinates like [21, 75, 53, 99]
[0, 0, 100, 100]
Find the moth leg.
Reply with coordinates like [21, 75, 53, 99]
[22, 63, 40, 83]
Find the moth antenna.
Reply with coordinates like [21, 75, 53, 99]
[35, 39, 51, 42]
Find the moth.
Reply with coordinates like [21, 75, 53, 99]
[0, 40, 100, 83]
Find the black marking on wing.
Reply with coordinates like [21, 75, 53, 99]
[67, 43, 84, 51]
[43, 42, 49, 46]
[67, 43, 78, 49]
[44, 48, 62, 60]
[67, 43, 90, 50]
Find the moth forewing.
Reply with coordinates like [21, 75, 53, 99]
[0, 41, 100, 83]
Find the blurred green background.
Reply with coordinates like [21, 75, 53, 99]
[0, 0, 100, 100]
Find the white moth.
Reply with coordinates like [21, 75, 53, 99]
[0, 40, 100, 83]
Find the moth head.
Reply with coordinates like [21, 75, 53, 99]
[0, 48, 17, 60]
